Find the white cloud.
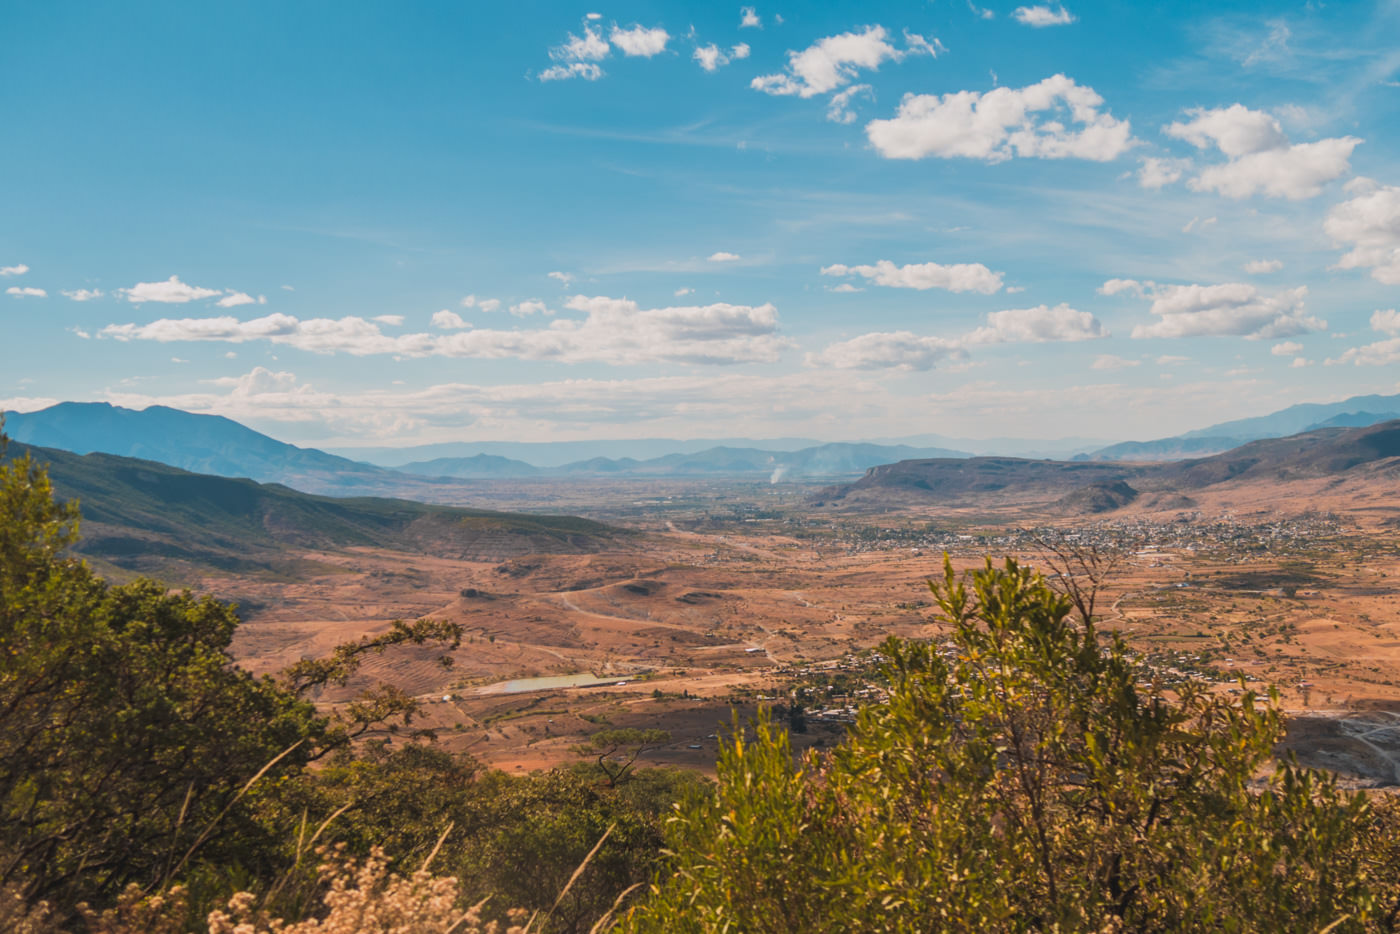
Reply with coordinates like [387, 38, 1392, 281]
[1099, 277, 1152, 297]
[119, 275, 223, 304]
[1290, 357, 1312, 368]
[807, 331, 965, 371]
[6, 286, 46, 298]
[0, 264, 28, 277]
[547, 271, 574, 285]
[554, 25, 610, 62]
[829, 283, 863, 293]
[62, 288, 103, 301]
[708, 251, 741, 262]
[968, 1, 995, 19]
[1181, 215, 1216, 233]
[1325, 178, 1400, 284]
[373, 314, 404, 325]
[1127, 282, 1323, 339]
[751, 25, 937, 99]
[826, 84, 874, 124]
[1012, 5, 1076, 27]
[1326, 338, 1400, 367]
[1092, 354, 1139, 370]
[1271, 341, 1303, 356]
[740, 6, 760, 28]
[820, 259, 1003, 294]
[478, 298, 501, 313]
[100, 295, 792, 366]
[1165, 105, 1360, 200]
[966, 304, 1106, 343]
[694, 42, 752, 72]
[540, 62, 604, 82]
[217, 291, 267, 308]
[1372, 309, 1400, 334]
[510, 300, 550, 317]
[865, 74, 1133, 162]
[432, 309, 469, 330]
[1137, 156, 1188, 190]
[0, 396, 60, 412]
[674, 287, 693, 296]
[1243, 259, 1282, 274]
[611, 24, 670, 57]
[586, 12, 602, 20]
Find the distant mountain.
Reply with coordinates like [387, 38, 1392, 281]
[400, 453, 541, 479]
[1179, 393, 1400, 441]
[331, 437, 827, 468]
[819, 419, 1400, 512]
[1085, 393, 1400, 462]
[391, 441, 973, 480]
[2, 402, 416, 496]
[5, 441, 620, 579]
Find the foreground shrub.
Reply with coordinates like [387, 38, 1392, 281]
[625, 558, 1400, 932]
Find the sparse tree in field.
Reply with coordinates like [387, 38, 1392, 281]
[624, 557, 1400, 932]
[576, 729, 671, 788]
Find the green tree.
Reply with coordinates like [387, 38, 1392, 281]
[576, 729, 672, 788]
[0, 433, 462, 918]
[625, 557, 1400, 932]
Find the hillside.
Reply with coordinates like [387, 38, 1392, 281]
[819, 420, 1400, 513]
[2, 402, 417, 496]
[1087, 392, 1400, 461]
[4, 441, 621, 578]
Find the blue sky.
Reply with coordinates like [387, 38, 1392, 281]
[3, 0, 1399, 446]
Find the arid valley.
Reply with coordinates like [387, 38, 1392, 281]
[203, 458, 1400, 785]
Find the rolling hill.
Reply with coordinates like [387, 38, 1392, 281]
[819, 419, 1400, 513]
[2, 402, 415, 496]
[1086, 393, 1400, 461]
[4, 441, 622, 578]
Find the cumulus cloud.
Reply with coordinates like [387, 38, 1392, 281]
[217, 292, 266, 308]
[1164, 104, 1360, 200]
[740, 6, 760, 28]
[460, 295, 502, 312]
[820, 259, 1003, 294]
[1372, 308, 1400, 334]
[432, 309, 469, 330]
[510, 300, 550, 317]
[1126, 282, 1323, 339]
[1013, 5, 1075, 27]
[1271, 340, 1303, 356]
[807, 303, 1104, 371]
[554, 25, 610, 62]
[1326, 338, 1400, 367]
[708, 251, 741, 262]
[826, 84, 874, 124]
[1137, 156, 1188, 190]
[1325, 178, 1400, 284]
[100, 295, 792, 366]
[751, 25, 938, 99]
[62, 288, 103, 301]
[611, 24, 670, 57]
[865, 74, 1133, 162]
[806, 331, 965, 371]
[1099, 278, 1152, 297]
[694, 42, 751, 72]
[547, 271, 574, 285]
[1243, 259, 1282, 274]
[965, 304, 1106, 343]
[1091, 354, 1139, 370]
[540, 62, 603, 81]
[674, 287, 693, 296]
[120, 275, 224, 304]
[6, 286, 46, 298]
[0, 264, 28, 277]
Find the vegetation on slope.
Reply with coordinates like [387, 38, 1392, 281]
[4, 441, 621, 577]
[4, 430, 1400, 931]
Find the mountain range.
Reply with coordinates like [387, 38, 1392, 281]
[3, 440, 620, 580]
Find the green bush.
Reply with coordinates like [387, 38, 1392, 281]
[625, 558, 1400, 932]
